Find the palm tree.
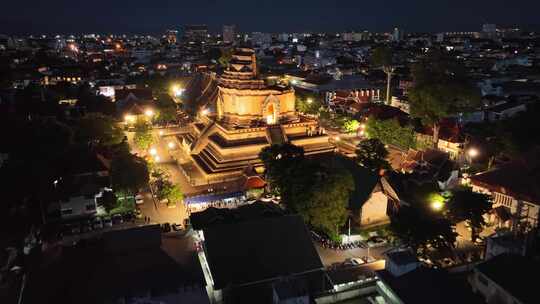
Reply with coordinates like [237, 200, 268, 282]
[372, 46, 394, 104]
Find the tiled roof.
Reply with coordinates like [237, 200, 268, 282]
[470, 148, 540, 203]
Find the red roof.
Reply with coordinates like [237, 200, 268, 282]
[115, 88, 153, 101]
[420, 118, 463, 143]
[244, 176, 266, 190]
[470, 149, 540, 204]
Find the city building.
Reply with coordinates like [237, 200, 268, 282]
[179, 48, 333, 185]
[222, 25, 235, 44]
[482, 23, 498, 40]
[392, 27, 404, 42]
[376, 250, 479, 304]
[337, 157, 400, 227]
[165, 29, 178, 44]
[184, 24, 209, 42]
[470, 149, 540, 232]
[50, 151, 111, 220]
[23, 225, 209, 304]
[470, 254, 538, 304]
[251, 32, 272, 46]
[195, 214, 325, 304]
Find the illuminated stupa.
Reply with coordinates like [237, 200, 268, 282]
[178, 48, 333, 184]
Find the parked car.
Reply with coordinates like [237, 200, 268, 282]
[135, 194, 144, 205]
[103, 217, 113, 227]
[161, 223, 171, 233]
[122, 212, 134, 222]
[70, 224, 81, 234]
[92, 218, 103, 230]
[81, 221, 93, 233]
[344, 258, 365, 266]
[362, 256, 377, 263]
[367, 236, 387, 248]
[112, 214, 123, 224]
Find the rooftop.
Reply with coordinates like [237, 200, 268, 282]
[470, 148, 540, 203]
[377, 267, 482, 304]
[203, 215, 323, 289]
[476, 254, 540, 304]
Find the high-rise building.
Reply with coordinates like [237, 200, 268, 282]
[183, 24, 208, 42]
[223, 25, 236, 44]
[482, 23, 498, 40]
[165, 29, 178, 44]
[392, 27, 404, 42]
[251, 32, 272, 46]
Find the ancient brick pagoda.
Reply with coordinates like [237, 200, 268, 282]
[178, 48, 333, 184]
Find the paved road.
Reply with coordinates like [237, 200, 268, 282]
[316, 243, 392, 266]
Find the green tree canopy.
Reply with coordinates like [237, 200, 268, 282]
[366, 117, 417, 149]
[371, 46, 393, 67]
[298, 168, 354, 238]
[260, 144, 354, 238]
[75, 113, 124, 146]
[343, 119, 360, 134]
[409, 50, 480, 147]
[447, 187, 492, 241]
[390, 206, 457, 257]
[133, 120, 153, 151]
[355, 138, 390, 172]
[218, 48, 234, 68]
[153, 94, 177, 125]
[111, 151, 149, 195]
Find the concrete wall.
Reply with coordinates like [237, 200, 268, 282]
[60, 195, 97, 219]
[469, 270, 521, 304]
[360, 192, 389, 227]
[315, 285, 376, 304]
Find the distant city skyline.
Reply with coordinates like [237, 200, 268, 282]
[2, 0, 540, 35]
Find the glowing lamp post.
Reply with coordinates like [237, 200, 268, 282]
[467, 148, 479, 165]
[172, 85, 184, 97]
[124, 114, 135, 124]
[431, 201, 444, 211]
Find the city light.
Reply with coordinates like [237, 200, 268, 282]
[307, 98, 313, 104]
[154, 155, 161, 162]
[468, 148, 479, 158]
[201, 108, 209, 116]
[149, 148, 157, 156]
[171, 85, 185, 97]
[145, 109, 154, 117]
[159, 130, 164, 136]
[124, 115, 135, 123]
[168, 142, 175, 149]
[431, 201, 444, 211]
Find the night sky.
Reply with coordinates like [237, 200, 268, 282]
[2, 0, 539, 35]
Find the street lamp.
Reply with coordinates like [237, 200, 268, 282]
[149, 148, 157, 156]
[168, 142, 175, 149]
[468, 148, 478, 158]
[431, 201, 444, 211]
[307, 98, 313, 104]
[467, 148, 479, 165]
[154, 155, 161, 162]
[145, 109, 154, 117]
[124, 114, 135, 123]
[172, 85, 184, 97]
